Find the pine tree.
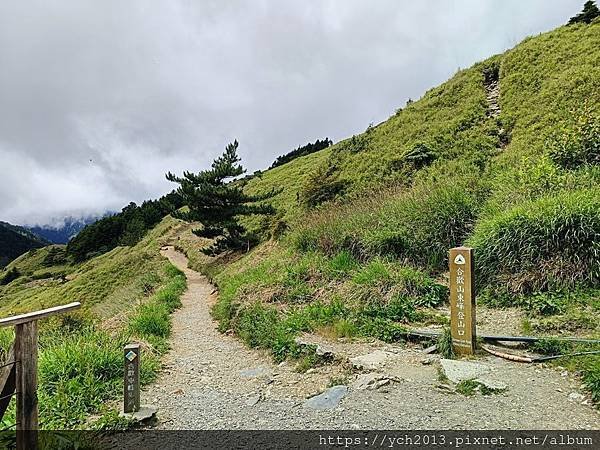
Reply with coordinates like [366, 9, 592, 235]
[166, 140, 276, 255]
[569, 1, 600, 24]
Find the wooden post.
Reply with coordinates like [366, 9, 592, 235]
[123, 344, 140, 413]
[449, 247, 476, 355]
[0, 344, 16, 419]
[15, 321, 38, 450]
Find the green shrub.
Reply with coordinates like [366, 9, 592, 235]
[548, 104, 600, 169]
[295, 352, 324, 373]
[359, 294, 420, 323]
[519, 292, 567, 315]
[530, 337, 572, 355]
[292, 165, 485, 271]
[299, 163, 349, 208]
[138, 272, 161, 295]
[42, 247, 67, 267]
[455, 379, 479, 396]
[356, 317, 407, 343]
[395, 267, 449, 307]
[404, 142, 437, 169]
[482, 156, 567, 217]
[154, 274, 186, 312]
[38, 329, 124, 428]
[470, 188, 600, 295]
[234, 303, 279, 349]
[332, 318, 358, 338]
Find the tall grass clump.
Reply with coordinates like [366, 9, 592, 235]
[325, 250, 359, 278]
[581, 356, 600, 405]
[470, 188, 600, 295]
[129, 263, 186, 340]
[437, 327, 455, 359]
[37, 328, 124, 428]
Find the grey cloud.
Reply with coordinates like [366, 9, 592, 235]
[0, 0, 582, 225]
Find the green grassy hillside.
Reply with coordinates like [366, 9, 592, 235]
[244, 22, 599, 220]
[0, 216, 189, 429]
[188, 21, 600, 403]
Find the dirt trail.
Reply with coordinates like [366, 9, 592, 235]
[144, 247, 599, 429]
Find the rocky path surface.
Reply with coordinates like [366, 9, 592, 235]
[143, 247, 599, 429]
[485, 77, 501, 118]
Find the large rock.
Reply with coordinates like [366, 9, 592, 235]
[440, 359, 489, 383]
[350, 350, 396, 370]
[440, 359, 507, 392]
[304, 385, 348, 410]
[120, 405, 158, 423]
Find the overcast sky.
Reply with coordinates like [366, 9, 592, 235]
[0, 0, 583, 226]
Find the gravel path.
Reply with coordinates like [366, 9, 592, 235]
[143, 247, 599, 430]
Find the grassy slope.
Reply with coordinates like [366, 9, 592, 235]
[193, 22, 600, 402]
[0, 217, 181, 317]
[0, 216, 189, 430]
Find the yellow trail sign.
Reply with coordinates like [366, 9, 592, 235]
[449, 247, 476, 355]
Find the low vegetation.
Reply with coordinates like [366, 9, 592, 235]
[0, 216, 187, 429]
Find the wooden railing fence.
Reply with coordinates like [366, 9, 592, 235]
[0, 302, 81, 450]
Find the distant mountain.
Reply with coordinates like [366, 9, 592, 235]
[27, 216, 101, 244]
[0, 221, 50, 267]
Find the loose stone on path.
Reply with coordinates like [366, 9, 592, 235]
[304, 386, 348, 410]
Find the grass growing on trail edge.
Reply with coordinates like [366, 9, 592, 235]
[437, 327, 455, 360]
[529, 339, 600, 407]
[0, 262, 186, 430]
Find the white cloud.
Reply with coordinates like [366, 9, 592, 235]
[0, 0, 583, 224]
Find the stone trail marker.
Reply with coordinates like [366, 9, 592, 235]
[124, 343, 140, 413]
[449, 247, 476, 355]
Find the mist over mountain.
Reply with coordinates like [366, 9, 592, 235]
[26, 216, 104, 244]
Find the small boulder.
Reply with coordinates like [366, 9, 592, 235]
[119, 405, 158, 423]
[246, 394, 262, 406]
[350, 350, 395, 370]
[440, 359, 508, 393]
[440, 359, 489, 383]
[568, 392, 585, 402]
[304, 385, 348, 410]
[294, 337, 336, 359]
[353, 373, 395, 390]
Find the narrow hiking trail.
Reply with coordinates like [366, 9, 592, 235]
[484, 68, 509, 150]
[144, 247, 599, 429]
[484, 74, 501, 118]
